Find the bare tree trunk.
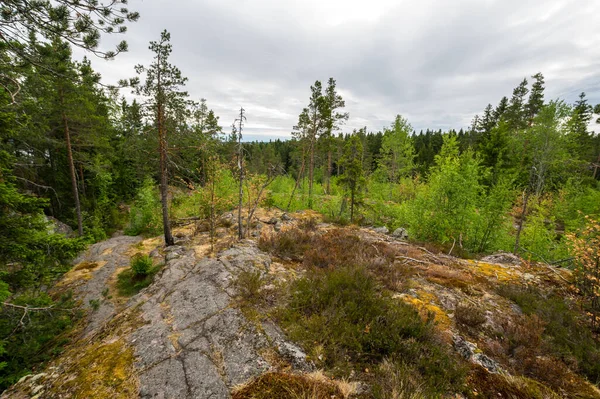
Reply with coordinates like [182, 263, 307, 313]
[60, 89, 83, 237]
[308, 134, 315, 209]
[593, 152, 600, 179]
[513, 190, 529, 255]
[237, 107, 245, 240]
[350, 188, 355, 223]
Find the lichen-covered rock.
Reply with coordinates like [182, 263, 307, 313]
[453, 335, 501, 374]
[391, 227, 408, 240]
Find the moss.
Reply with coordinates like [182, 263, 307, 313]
[232, 372, 344, 399]
[60, 339, 138, 399]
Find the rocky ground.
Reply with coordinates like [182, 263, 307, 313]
[2, 209, 600, 398]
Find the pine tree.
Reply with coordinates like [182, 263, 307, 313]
[1, 0, 139, 62]
[568, 92, 594, 162]
[294, 81, 328, 208]
[493, 96, 509, 123]
[132, 30, 189, 246]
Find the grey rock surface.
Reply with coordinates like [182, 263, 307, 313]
[453, 335, 501, 374]
[391, 227, 408, 240]
[372, 226, 389, 234]
[74, 235, 143, 336]
[130, 241, 302, 398]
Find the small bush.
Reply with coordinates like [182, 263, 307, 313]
[258, 228, 313, 260]
[116, 255, 161, 297]
[455, 303, 487, 329]
[234, 270, 265, 305]
[124, 178, 161, 236]
[130, 253, 152, 277]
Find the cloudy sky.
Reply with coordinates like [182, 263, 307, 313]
[83, 0, 600, 141]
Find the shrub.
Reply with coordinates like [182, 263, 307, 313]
[116, 255, 161, 297]
[258, 228, 313, 260]
[568, 215, 600, 331]
[124, 178, 161, 236]
[455, 303, 487, 330]
[130, 253, 152, 277]
[279, 266, 465, 395]
[234, 270, 265, 306]
[496, 284, 600, 386]
[232, 372, 343, 399]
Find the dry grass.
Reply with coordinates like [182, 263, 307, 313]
[232, 372, 345, 399]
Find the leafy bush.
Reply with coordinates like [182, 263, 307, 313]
[124, 178, 161, 236]
[279, 266, 465, 395]
[130, 253, 152, 277]
[568, 215, 600, 331]
[116, 255, 161, 297]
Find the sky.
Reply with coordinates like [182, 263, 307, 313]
[81, 0, 600, 141]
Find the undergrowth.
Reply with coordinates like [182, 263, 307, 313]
[278, 266, 466, 396]
[496, 284, 600, 390]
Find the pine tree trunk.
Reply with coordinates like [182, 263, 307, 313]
[158, 101, 174, 246]
[60, 90, 83, 237]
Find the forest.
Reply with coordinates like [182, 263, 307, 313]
[1, 0, 600, 395]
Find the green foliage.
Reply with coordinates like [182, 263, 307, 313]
[116, 259, 161, 297]
[0, 291, 81, 390]
[407, 135, 483, 248]
[279, 266, 465, 395]
[130, 253, 153, 277]
[124, 178, 162, 236]
[339, 135, 366, 222]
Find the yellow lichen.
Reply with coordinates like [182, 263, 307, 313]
[395, 290, 452, 331]
[59, 339, 138, 399]
[57, 260, 107, 287]
[466, 260, 519, 282]
[127, 236, 162, 257]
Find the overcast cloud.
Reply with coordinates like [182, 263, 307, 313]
[81, 0, 600, 140]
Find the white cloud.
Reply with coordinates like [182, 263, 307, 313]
[77, 0, 600, 139]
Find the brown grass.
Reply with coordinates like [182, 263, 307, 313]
[232, 372, 345, 399]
